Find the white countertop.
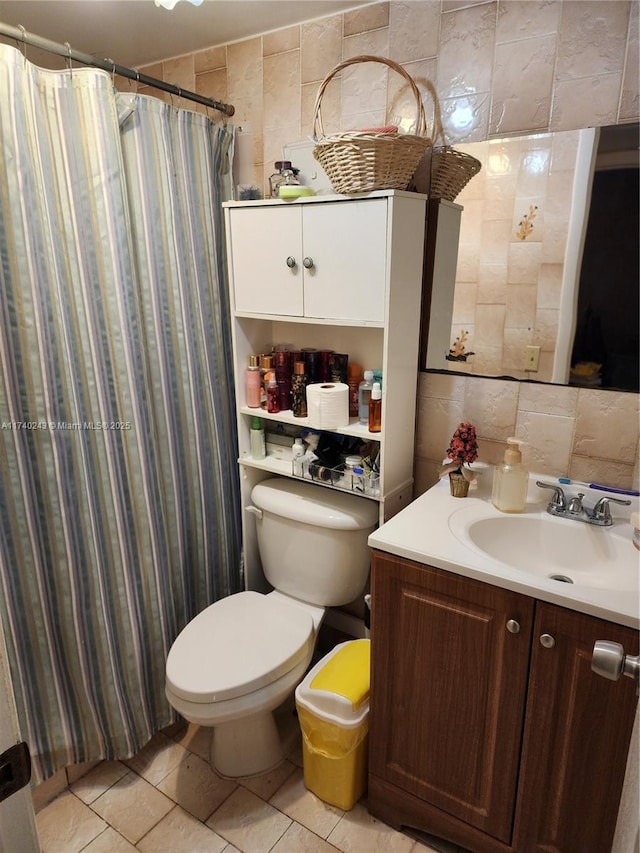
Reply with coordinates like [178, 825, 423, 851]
[368, 473, 639, 629]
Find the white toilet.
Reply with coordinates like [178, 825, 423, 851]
[165, 477, 378, 778]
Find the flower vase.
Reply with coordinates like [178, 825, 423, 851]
[449, 471, 469, 498]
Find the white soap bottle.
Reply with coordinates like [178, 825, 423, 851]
[492, 437, 528, 512]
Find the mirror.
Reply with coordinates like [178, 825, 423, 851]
[422, 122, 639, 392]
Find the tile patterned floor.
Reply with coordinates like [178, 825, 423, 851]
[35, 717, 471, 853]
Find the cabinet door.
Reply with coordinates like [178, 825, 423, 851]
[513, 603, 639, 853]
[369, 552, 535, 843]
[228, 205, 303, 316]
[302, 200, 387, 323]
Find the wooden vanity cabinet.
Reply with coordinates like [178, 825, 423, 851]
[368, 550, 639, 853]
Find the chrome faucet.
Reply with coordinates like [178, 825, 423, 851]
[536, 481, 631, 526]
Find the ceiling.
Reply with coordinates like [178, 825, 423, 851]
[0, 0, 365, 70]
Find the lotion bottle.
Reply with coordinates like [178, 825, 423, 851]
[492, 437, 528, 512]
[250, 416, 266, 460]
[368, 382, 382, 433]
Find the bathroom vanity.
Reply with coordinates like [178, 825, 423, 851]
[223, 191, 427, 593]
[367, 477, 639, 853]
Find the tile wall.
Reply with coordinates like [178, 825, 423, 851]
[133, 0, 639, 493]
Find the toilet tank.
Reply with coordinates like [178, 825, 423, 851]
[251, 478, 378, 607]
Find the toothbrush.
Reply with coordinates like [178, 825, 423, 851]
[557, 478, 640, 497]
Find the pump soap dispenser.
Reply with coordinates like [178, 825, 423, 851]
[492, 437, 528, 512]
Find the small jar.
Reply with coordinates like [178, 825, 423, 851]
[269, 161, 293, 198]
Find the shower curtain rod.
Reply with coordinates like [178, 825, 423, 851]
[0, 21, 235, 117]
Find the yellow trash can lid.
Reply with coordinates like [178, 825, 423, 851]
[295, 639, 371, 726]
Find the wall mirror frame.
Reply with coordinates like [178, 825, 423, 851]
[420, 122, 639, 394]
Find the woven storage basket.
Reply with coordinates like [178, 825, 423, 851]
[429, 145, 482, 201]
[312, 55, 431, 195]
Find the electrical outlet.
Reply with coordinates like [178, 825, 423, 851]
[525, 345, 540, 372]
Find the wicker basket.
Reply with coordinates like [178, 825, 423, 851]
[312, 55, 432, 195]
[430, 145, 482, 201]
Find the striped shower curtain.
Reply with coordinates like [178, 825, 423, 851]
[0, 44, 242, 783]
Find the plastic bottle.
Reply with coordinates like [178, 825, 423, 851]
[291, 437, 305, 476]
[250, 416, 266, 460]
[347, 363, 363, 418]
[358, 370, 374, 425]
[368, 382, 382, 432]
[492, 437, 528, 512]
[245, 355, 261, 408]
[291, 361, 308, 418]
[266, 376, 281, 414]
[259, 354, 274, 409]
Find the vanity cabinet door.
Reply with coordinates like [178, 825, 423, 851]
[513, 602, 638, 853]
[369, 551, 535, 844]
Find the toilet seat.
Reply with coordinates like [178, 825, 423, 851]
[166, 591, 315, 704]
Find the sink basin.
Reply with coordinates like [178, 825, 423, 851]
[450, 508, 639, 592]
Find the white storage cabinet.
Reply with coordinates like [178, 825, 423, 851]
[224, 190, 427, 592]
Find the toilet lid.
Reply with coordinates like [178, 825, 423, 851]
[166, 591, 315, 704]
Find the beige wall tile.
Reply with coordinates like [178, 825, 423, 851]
[518, 382, 578, 416]
[496, 0, 562, 41]
[387, 58, 438, 135]
[475, 303, 506, 348]
[515, 410, 575, 474]
[569, 456, 636, 491]
[556, 1, 631, 81]
[462, 376, 519, 441]
[508, 242, 542, 284]
[263, 51, 301, 131]
[301, 15, 343, 85]
[490, 34, 556, 134]
[343, 26, 390, 63]
[505, 283, 537, 328]
[415, 394, 466, 461]
[551, 72, 622, 131]
[389, 1, 441, 63]
[533, 309, 559, 353]
[196, 69, 228, 104]
[437, 2, 497, 98]
[478, 262, 508, 303]
[620, 0, 639, 120]
[302, 79, 340, 137]
[162, 55, 195, 91]
[344, 1, 390, 36]
[420, 370, 466, 401]
[574, 390, 640, 463]
[194, 45, 226, 74]
[227, 38, 262, 101]
[537, 263, 563, 309]
[263, 25, 300, 57]
[341, 48, 389, 121]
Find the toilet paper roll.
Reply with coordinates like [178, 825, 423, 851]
[306, 383, 350, 429]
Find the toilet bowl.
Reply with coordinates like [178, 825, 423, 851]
[165, 478, 378, 778]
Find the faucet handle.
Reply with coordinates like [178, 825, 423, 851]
[567, 493, 585, 514]
[591, 495, 632, 523]
[536, 481, 566, 510]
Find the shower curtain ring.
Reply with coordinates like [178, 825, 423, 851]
[64, 42, 73, 78]
[16, 24, 27, 62]
[107, 58, 116, 89]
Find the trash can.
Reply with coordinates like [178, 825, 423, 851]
[295, 639, 370, 810]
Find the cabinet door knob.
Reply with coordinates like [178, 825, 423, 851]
[540, 634, 555, 648]
[506, 619, 520, 634]
[302, 256, 314, 269]
[286, 256, 297, 268]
